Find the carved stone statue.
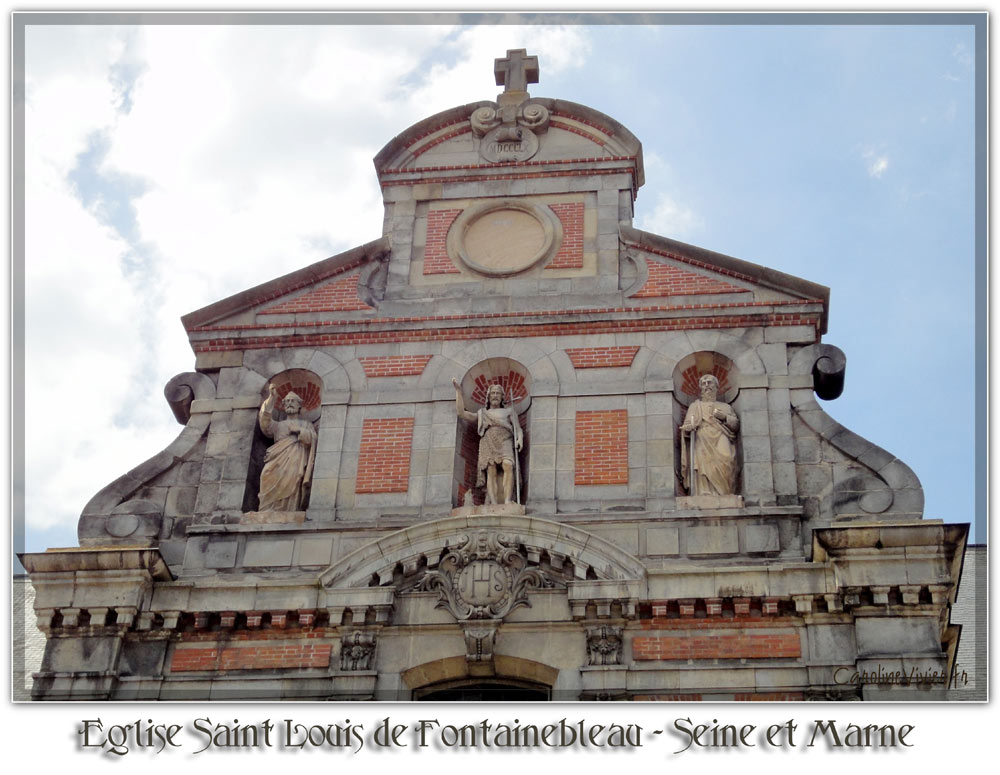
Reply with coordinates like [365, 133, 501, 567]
[257, 386, 317, 512]
[680, 374, 740, 496]
[453, 378, 523, 505]
[340, 630, 376, 671]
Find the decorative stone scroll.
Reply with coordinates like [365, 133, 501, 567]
[419, 531, 550, 621]
[586, 625, 624, 666]
[471, 104, 550, 164]
[470, 50, 549, 164]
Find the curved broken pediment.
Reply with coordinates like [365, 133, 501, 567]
[317, 513, 648, 591]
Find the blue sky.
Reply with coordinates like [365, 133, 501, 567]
[17, 17, 982, 569]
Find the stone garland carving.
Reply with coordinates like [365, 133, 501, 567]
[680, 374, 740, 496]
[340, 630, 376, 671]
[257, 385, 317, 512]
[419, 532, 550, 621]
[453, 379, 523, 506]
[586, 625, 624, 666]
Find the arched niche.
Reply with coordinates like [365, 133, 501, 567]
[452, 358, 532, 508]
[670, 351, 742, 497]
[672, 351, 740, 407]
[242, 368, 324, 512]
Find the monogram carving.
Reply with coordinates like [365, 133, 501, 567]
[420, 531, 550, 620]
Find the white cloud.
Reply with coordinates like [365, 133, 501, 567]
[860, 146, 890, 179]
[952, 41, 973, 69]
[24, 150, 178, 532]
[22, 23, 593, 550]
[634, 152, 704, 240]
[868, 156, 889, 178]
[636, 193, 704, 241]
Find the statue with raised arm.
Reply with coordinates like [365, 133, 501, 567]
[453, 378, 524, 505]
[257, 385, 317, 512]
[680, 374, 740, 496]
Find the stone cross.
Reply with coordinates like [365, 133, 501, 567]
[494, 49, 539, 93]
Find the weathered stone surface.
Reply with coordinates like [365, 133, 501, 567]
[646, 527, 680, 556]
[242, 539, 295, 568]
[686, 526, 739, 555]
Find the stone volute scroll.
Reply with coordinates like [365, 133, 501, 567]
[453, 377, 524, 512]
[470, 49, 550, 164]
[256, 384, 317, 513]
[679, 374, 741, 505]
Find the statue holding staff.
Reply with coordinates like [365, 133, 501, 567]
[257, 385, 317, 511]
[453, 378, 523, 505]
[680, 374, 740, 496]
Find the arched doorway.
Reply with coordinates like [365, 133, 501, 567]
[400, 653, 561, 702]
[415, 678, 549, 701]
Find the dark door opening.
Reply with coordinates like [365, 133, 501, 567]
[416, 679, 549, 701]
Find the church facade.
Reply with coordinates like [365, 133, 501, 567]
[21, 51, 968, 701]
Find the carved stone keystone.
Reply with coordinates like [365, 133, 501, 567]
[461, 620, 500, 663]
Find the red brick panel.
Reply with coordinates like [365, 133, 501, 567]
[632, 633, 801, 661]
[634, 260, 745, 298]
[359, 355, 433, 377]
[575, 409, 629, 485]
[547, 202, 584, 269]
[261, 272, 371, 314]
[356, 417, 415, 494]
[423, 208, 462, 274]
[566, 346, 640, 369]
[171, 643, 332, 672]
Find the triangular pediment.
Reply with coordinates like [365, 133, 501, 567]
[181, 237, 389, 332]
[621, 225, 830, 330]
